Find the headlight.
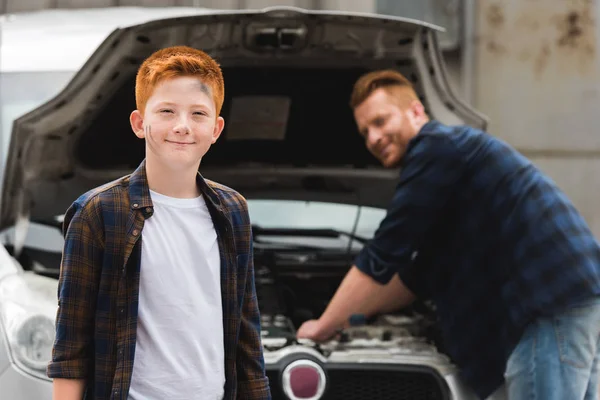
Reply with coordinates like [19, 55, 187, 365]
[0, 272, 57, 380]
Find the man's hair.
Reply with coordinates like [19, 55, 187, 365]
[350, 69, 419, 109]
[135, 45, 225, 115]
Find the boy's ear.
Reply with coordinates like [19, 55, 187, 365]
[211, 116, 225, 144]
[130, 110, 145, 139]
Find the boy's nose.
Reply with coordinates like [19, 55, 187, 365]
[173, 118, 190, 135]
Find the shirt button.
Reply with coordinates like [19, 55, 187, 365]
[132, 229, 139, 236]
[145, 207, 151, 213]
[132, 203, 139, 208]
[120, 308, 124, 313]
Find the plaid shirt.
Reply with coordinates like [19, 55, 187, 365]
[47, 160, 271, 400]
[355, 120, 600, 398]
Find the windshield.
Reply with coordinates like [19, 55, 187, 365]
[248, 199, 386, 250]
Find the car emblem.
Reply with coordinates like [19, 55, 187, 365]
[281, 359, 327, 400]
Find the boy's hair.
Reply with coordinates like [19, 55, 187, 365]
[135, 45, 225, 115]
[350, 69, 419, 110]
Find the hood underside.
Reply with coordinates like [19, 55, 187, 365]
[0, 6, 488, 230]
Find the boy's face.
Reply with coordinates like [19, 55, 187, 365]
[130, 75, 224, 171]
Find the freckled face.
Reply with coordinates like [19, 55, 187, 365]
[131, 76, 224, 171]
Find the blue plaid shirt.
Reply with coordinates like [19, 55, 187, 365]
[355, 120, 600, 398]
[48, 160, 271, 400]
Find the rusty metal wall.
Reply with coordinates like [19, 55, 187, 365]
[0, 0, 374, 14]
[474, 0, 600, 237]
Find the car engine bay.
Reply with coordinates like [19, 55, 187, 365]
[253, 244, 445, 353]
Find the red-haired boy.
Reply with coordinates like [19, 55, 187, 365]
[47, 46, 271, 400]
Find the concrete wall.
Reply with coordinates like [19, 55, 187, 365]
[473, 0, 600, 237]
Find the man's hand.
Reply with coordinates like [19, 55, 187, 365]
[296, 319, 337, 342]
[295, 266, 416, 342]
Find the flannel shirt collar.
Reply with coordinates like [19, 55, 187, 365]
[128, 159, 225, 213]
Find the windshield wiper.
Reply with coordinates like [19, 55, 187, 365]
[252, 225, 368, 244]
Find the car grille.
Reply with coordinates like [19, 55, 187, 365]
[267, 365, 449, 400]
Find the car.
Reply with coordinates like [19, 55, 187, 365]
[0, 5, 503, 400]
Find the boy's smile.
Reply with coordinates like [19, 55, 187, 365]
[166, 140, 194, 145]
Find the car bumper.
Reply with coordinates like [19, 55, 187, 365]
[0, 365, 52, 399]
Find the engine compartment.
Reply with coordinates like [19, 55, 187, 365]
[253, 245, 446, 359]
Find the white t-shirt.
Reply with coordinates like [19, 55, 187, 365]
[128, 190, 224, 400]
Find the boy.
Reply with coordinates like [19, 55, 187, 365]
[47, 46, 271, 400]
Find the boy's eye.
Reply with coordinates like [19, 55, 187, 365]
[160, 109, 173, 113]
[193, 111, 206, 116]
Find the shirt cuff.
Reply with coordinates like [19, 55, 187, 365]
[354, 246, 400, 285]
[237, 377, 271, 400]
[355, 246, 427, 297]
[46, 358, 90, 379]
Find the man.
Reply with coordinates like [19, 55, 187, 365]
[297, 69, 600, 400]
[48, 46, 270, 400]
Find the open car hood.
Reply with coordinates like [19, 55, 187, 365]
[0, 6, 488, 231]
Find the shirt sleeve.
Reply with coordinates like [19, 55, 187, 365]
[354, 134, 465, 292]
[47, 203, 104, 379]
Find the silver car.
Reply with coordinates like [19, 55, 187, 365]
[0, 6, 503, 400]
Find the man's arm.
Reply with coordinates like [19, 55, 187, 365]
[47, 204, 103, 399]
[298, 135, 464, 341]
[297, 267, 416, 341]
[236, 234, 271, 400]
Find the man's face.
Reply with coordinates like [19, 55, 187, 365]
[131, 75, 224, 171]
[353, 88, 422, 168]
